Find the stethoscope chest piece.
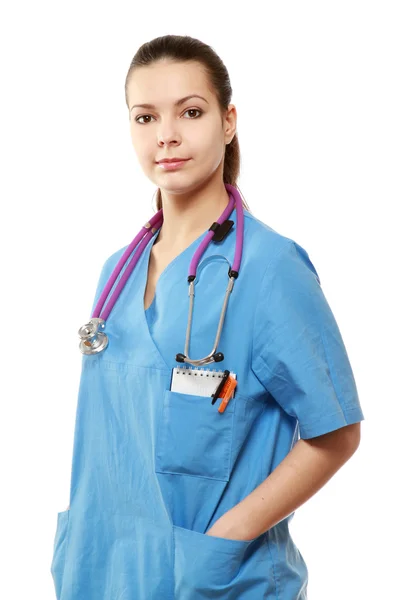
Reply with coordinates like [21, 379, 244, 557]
[78, 318, 108, 355]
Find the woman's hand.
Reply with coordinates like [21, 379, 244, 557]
[205, 515, 250, 542]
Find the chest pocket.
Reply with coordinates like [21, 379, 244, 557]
[155, 389, 238, 482]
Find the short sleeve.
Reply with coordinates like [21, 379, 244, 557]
[251, 240, 365, 439]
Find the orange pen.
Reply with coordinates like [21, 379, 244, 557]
[218, 377, 237, 413]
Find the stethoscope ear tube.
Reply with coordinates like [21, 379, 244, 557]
[176, 271, 236, 366]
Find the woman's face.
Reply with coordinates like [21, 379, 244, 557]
[126, 60, 236, 196]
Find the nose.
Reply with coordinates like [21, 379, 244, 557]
[157, 120, 182, 147]
[158, 134, 181, 147]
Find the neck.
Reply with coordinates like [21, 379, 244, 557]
[154, 179, 231, 249]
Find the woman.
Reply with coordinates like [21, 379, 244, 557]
[50, 34, 364, 599]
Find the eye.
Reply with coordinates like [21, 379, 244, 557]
[184, 108, 203, 119]
[135, 108, 203, 124]
[135, 114, 154, 124]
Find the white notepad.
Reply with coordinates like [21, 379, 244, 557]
[170, 366, 236, 398]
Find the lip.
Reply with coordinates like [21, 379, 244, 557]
[156, 158, 191, 170]
[156, 157, 190, 163]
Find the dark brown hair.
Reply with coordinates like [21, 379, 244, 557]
[124, 34, 251, 213]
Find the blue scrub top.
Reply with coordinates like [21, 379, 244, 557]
[50, 205, 364, 599]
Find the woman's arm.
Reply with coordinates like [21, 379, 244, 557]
[206, 422, 361, 541]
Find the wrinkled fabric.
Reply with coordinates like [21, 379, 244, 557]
[50, 206, 364, 599]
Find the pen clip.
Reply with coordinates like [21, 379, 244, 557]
[211, 370, 230, 405]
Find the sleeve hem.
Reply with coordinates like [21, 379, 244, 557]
[299, 406, 365, 439]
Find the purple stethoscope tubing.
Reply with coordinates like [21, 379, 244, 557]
[80, 182, 244, 362]
[93, 183, 243, 321]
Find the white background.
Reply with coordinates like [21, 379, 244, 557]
[1, 1, 398, 598]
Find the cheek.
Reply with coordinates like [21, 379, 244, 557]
[130, 134, 153, 164]
[201, 134, 225, 166]
[201, 122, 225, 152]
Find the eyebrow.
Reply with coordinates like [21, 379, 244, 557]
[129, 94, 209, 112]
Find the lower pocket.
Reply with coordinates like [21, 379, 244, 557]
[155, 389, 237, 481]
[173, 524, 253, 598]
[50, 509, 70, 598]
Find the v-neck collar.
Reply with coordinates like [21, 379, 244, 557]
[136, 224, 212, 369]
[137, 205, 239, 369]
[143, 223, 213, 313]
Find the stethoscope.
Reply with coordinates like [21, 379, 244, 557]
[78, 182, 244, 366]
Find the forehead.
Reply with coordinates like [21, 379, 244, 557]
[127, 61, 214, 109]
